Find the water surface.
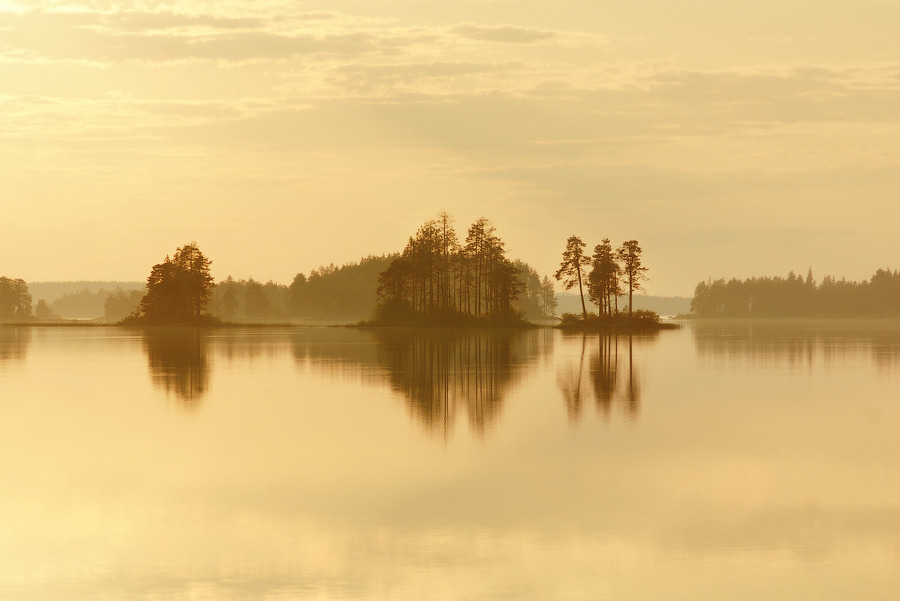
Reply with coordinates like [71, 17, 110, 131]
[1, 321, 899, 600]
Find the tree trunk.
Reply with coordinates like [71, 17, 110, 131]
[628, 274, 633, 317]
[576, 266, 587, 319]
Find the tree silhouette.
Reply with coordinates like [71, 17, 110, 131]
[617, 240, 648, 317]
[137, 243, 215, 324]
[555, 236, 590, 319]
[0, 277, 31, 322]
[588, 239, 621, 317]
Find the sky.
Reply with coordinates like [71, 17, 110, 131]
[2, 0, 899, 296]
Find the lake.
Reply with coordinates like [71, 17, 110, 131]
[1, 321, 899, 600]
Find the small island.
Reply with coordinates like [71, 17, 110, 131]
[549, 235, 676, 332]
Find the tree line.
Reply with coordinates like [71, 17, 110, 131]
[8, 225, 654, 326]
[691, 268, 900, 317]
[209, 256, 397, 322]
[130, 232, 556, 325]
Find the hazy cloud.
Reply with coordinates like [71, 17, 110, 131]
[99, 11, 263, 33]
[452, 23, 555, 44]
[326, 60, 526, 95]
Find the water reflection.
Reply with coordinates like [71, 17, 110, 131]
[558, 333, 651, 420]
[141, 328, 211, 407]
[0, 326, 29, 363]
[293, 328, 552, 436]
[693, 319, 900, 370]
[212, 330, 286, 362]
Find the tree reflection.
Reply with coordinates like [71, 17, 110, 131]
[557, 335, 587, 420]
[559, 332, 650, 421]
[142, 327, 210, 408]
[0, 326, 29, 363]
[692, 319, 900, 371]
[380, 331, 514, 435]
[293, 328, 551, 437]
[589, 334, 618, 417]
[624, 336, 640, 418]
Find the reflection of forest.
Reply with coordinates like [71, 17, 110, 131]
[557, 333, 650, 420]
[142, 328, 210, 407]
[693, 319, 900, 370]
[0, 326, 30, 363]
[292, 328, 552, 436]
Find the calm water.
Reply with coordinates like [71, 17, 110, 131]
[1, 321, 900, 600]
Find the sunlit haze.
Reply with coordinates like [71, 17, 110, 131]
[3, 0, 899, 295]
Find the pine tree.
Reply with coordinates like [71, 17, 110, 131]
[555, 236, 590, 319]
[617, 240, 648, 317]
[588, 239, 620, 317]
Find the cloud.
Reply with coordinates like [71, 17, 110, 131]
[99, 11, 264, 33]
[452, 22, 555, 44]
[325, 60, 527, 96]
[0, 10, 397, 64]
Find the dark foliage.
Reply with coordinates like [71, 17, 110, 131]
[691, 268, 900, 317]
[557, 309, 672, 331]
[0, 277, 31, 322]
[375, 213, 530, 324]
[135, 243, 216, 324]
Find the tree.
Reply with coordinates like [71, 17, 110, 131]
[35, 299, 57, 320]
[539, 275, 558, 317]
[555, 236, 590, 319]
[138, 243, 215, 323]
[243, 278, 270, 318]
[104, 288, 143, 322]
[588, 239, 620, 317]
[617, 240, 648, 317]
[0, 277, 32, 322]
[513, 261, 559, 320]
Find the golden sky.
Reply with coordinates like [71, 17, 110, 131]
[3, 0, 899, 295]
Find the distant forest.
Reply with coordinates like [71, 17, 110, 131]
[692, 269, 900, 317]
[211, 255, 556, 324]
[211, 255, 396, 323]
